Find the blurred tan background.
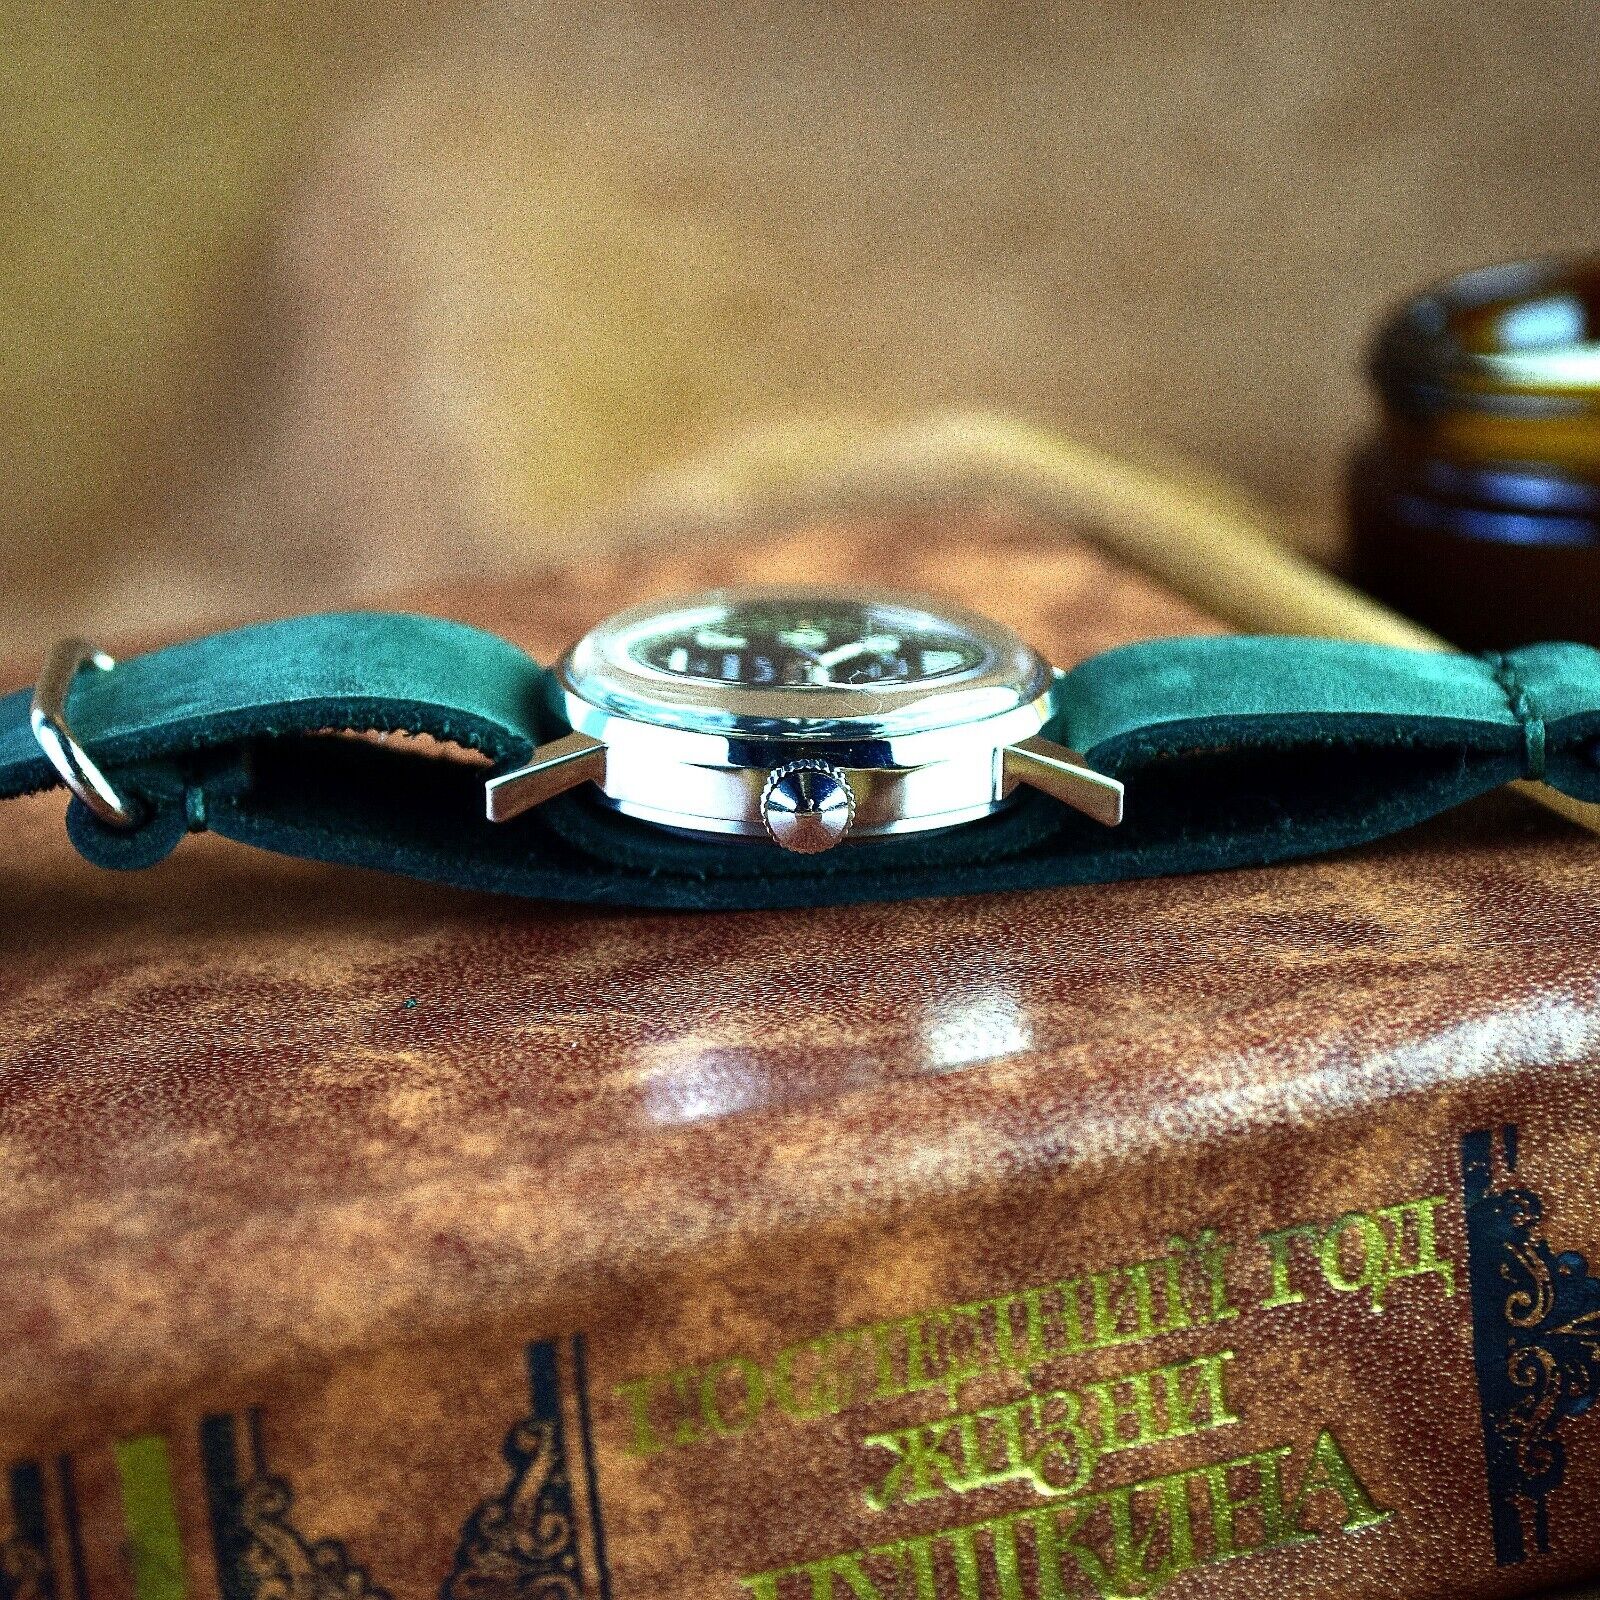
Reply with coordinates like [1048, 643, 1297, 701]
[3, 1, 1598, 658]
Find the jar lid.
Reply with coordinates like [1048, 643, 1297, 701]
[1372, 255, 1600, 421]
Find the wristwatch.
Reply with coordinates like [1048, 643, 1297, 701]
[2, 586, 1597, 911]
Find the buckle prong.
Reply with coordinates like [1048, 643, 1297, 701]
[30, 638, 141, 830]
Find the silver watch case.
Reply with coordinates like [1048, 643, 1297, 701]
[484, 588, 1122, 851]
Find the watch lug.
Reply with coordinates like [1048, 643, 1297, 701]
[1002, 737, 1124, 827]
[485, 732, 607, 822]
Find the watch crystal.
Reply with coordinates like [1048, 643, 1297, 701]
[627, 597, 991, 687]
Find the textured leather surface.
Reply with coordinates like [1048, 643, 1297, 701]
[5, 563, 1598, 908]
[4, 511, 1600, 1600]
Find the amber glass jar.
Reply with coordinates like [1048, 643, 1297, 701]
[1350, 255, 1600, 648]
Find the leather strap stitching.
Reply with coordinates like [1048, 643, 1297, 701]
[1489, 652, 1546, 780]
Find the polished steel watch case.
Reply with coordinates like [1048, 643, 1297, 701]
[484, 587, 1123, 852]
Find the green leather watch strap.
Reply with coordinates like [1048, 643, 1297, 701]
[1, 614, 541, 790]
[0, 614, 542, 870]
[1056, 634, 1600, 881]
[2, 614, 1597, 909]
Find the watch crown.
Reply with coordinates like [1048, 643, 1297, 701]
[760, 760, 856, 853]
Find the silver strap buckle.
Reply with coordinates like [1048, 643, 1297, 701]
[30, 638, 141, 829]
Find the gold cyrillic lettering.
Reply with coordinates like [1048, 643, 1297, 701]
[1291, 1428, 1392, 1532]
[1373, 1195, 1456, 1307]
[1257, 1222, 1319, 1309]
[1200, 1443, 1311, 1561]
[753, 1431, 1384, 1600]
[611, 1373, 670, 1458]
[1027, 1387, 1099, 1496]
[1189, 1229, 1240, 1324]
[861, 1414, 973, 1508]
[699, 1355, 766, 1438]
[1161, 1349, 1239, 1437]
[1317, 1211, 1389, 1304]
[773, 1331, 859, 1420]
[1087, 1365, 1162, 1454]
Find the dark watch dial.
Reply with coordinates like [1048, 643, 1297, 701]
[628, 598, 991, 687]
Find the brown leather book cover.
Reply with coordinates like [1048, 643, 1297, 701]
[3, 502, 1600, 1600]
